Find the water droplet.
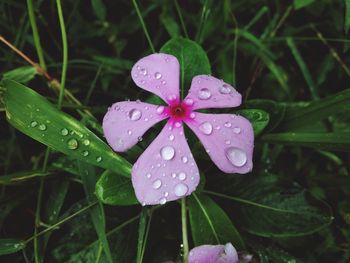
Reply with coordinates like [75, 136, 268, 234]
[156, 105, 164, 114]
[225, 140, 231, 145]
[198, 88, 211, 100]
[181, 156, 188, 163]
[96, 156, 102, 162]
[154, 72, 162, 79]
[164, 192, 169, 197]
[127, 130, 132, 135]
[38, 124, 46, 131]
[138, 136, 143, 142]
[146, 173, 151, 179]
[169, 134, 175, 141]
[30, 121, 38, 127]
[159, 197, 167, 205]
[172, 173, 177, 178]
[142, 202, 146, 206]
[225, 147, 247, 167]
[219, 84, 232, 94]
[61, 128, 69, 135]
[178, 172, 186, 180]
[167, 95, 176, 101]
[233, 127, 241, 134]
[160, 146, 175, 160]
[175, 122, 181, 128]
[174, 183, 188, 197]
[199, 122, 213, 135]
[224, 122, 232, 128]
[190, 113, 196, 119]
[140, 80, 146, 84]
[152, 179, 162, 189]
[67, 138, 78, 150]
[185, 98, 193, 105]
[83, 139, 90, 145]
[161, 80, 166, 85]
[116, 138, 124, 147]
[82, 150, 89, 156]
[140, 68, 147, 75]
[128, 109, 142, 121]
[114, 104, 120, 111]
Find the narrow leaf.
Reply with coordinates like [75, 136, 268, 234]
[236, 109, 270, 136]
[0, 239, 25, 255]
[293, 0, 315, 9]
[2, 66, 37, 84]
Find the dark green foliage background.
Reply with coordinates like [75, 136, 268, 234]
[0, 0, 350, 262]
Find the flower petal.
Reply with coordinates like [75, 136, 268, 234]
[188, 243, 239, 263]
[185, 113, 254, 174]
[103, 101, 168, 152]
[185, 75, 241, 110]
[131, 123, 200, 205]
[131, 53, 180, 103]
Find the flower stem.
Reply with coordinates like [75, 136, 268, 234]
[181, 198, 189, 263]
[132, 0, 155, 53]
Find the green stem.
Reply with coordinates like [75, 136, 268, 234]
[27, 0, 47, 70]
[132, 0, 155, 53]
[139, 210, 153, 263]
[56, 0, 68, 109]
[174, 0, 189, 39]
[181, 198, 189, 263]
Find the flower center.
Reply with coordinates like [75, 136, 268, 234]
[171, 104, 186, 118]
[166, 101, 192, 123]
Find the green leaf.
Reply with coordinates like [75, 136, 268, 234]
[293, 0, 315, 10]
[96, 170, 138, 205]
[2, 66, 37, 84]
[345, 0, 350, 34]
[188, 193, 244, 249]
[281, 88, 350, 130]
[160, 37, 211, 98]
[236, 109, 270, 136]
[160, 14, 180, 37]
[91, 0, 106, 20]
[0, 239, 25, 255]
[262, 132, 350, 152]
[2, 79, 131, 177]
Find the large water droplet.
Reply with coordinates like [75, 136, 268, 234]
[160, 146, 175, 160]
[61, 128, 69, 135]
[156, 105, 164, 114]
[159, 197, 167, 205]
[30, 121, 38, 127]
[198, 88, 211, 100]
[128, 109, 142, 121]
[219, 84, 232, 94]
[83, 139, 90, 146]
[174, 183, 188, 197]
[225, 147, 247, 167]
[152, 179, 162, 189]
[199, 122, 213, 135]
[154, 72, 162, 79]
[38, 124, 47, 131]
[178, 172, 186, 180]
[67, 138, 78, 150]
[96, 156, 102, 162]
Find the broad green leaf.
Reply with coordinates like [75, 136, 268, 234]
[78, 162, 113, 263]
[262, 132, 350, 152]
[345, 0, 350, 34]
[188, 193, 244, 249]
[2, 66, 37, 84]
[236, 109, 270, 136]
[160, 37, 211, 98]
[91, 0, 106, 20]
[281, 88, 350, 130]
[2, 79, 131, 177]
[96, 170, 138, 205]
[0, 239, 25, 255]
[293, 0, 315, 9]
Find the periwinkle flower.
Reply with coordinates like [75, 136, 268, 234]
[188, 243, 239, 263]
[103, 53, 254, 205]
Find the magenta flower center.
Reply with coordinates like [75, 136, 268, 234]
[166, 99, 194, 123]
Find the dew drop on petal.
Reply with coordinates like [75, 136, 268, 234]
[184, 98, 193, 105]
[156, 105, 164, 114]
[174, 183, 188, 197]
[140, 68, 147, 75]
[154, 72, 162, 79]
[233, 127, 241, 134]
[161, 80, 167, 85]
[199, 122, 213, 135]
[224, 122, 232, 128]
[219, 84, 232, 94]
[169, 134, 175, 141]
[160, 146, 175, 160]
[152, 179, 162, 189]
[127, 130, 132, 135]
[225, 140, 231, 145]
[172, 173, 177, 178]
[146, 173, 152, 179]
[189, 113, 196, 119]
[128, 109, 142, 121]
[181, 156, 188, 163]
[198, 88, 211, 100]
[116, 138, 124, 147]
[178, 172, 186, 180]
[159, 197, 167, 205]
[175, 122, 181, 128]
[61, 128, 69, 135]
[67, 138, 79, 150]
[225, 147, 247, 167]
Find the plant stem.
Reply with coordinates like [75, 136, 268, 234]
[181, 198, 189, 263]
[56, 0, 68, 109]
[174, 0, 189, 39]
[132, 0, 155, 53]
[27, 0, 46, 70]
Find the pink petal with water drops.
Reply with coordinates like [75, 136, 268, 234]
[188, 243, 239, 263]
[131, 123, 200, 205]
[131, 53, 180, 104]
[103, 101, 168, 152]
[185, 112, 254, 174]
[185, 75, 242, 110]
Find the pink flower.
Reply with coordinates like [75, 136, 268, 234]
[103, 53, 254, 205]
[188, 243, 239, 263]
